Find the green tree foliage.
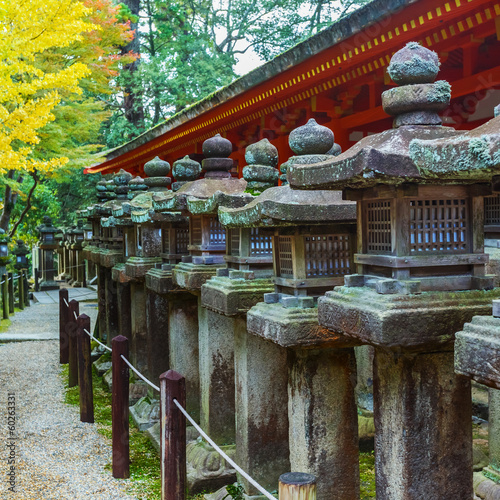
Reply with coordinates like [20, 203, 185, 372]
[0, 0, 137, 238]
[100, 0, 370, 147]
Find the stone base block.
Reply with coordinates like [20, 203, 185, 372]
[247, 302, 357, 348]
[174, 262, 225, 291]
[186, 439, 236, 495]
[455, 316, 500, 389]
[201, 276, 273, 316]
[474, 471, 500, 499]
[111, 264, 131, 283]
[129, 396, 159, 431]
[145, 422, 199, 454]
[93, 355, 112, 376]
[125, 256, 162, 279]
[145, 267, 179, 294]
[100, 250, 123, 268]
[319, 286, 498, 350]
[204, 484, 266, 500]
[39, 280, 59, 291]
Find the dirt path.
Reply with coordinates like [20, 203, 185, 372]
[0, 300, 138, 499]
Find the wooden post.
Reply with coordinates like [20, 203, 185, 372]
[82, 262, 87, 288]
[23, 270, 30, 307]
[17, 273, 24, 311]
[59, 289, 69, 364]
[34, 268, 39, 292]
[68, 299, 79, 388]
[2, 274, 8, 320]
[7, 272, 14, 314]
[112, 335, 129, 479]
[77, 314, 94, 423]
[279, 473, 317, 500]
[160, 370, 186, 500]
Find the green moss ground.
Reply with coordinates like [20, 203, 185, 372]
[61, 364, 376, 499]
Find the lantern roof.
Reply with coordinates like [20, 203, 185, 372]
[219, 185, 355, 228]
[288, 43, 500, 191]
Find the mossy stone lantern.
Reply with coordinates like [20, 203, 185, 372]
[13, 240, 29, 271]
[0, 230, 10, 277]
[38, 216, 59, 290]
[288, 42, 500, 500]
[219, 122, 359, 499]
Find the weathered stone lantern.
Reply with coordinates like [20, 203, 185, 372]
[13, 240, 29, 271]
[123, 156, 172, 382]
[0, 230, 10, 278]
[219, 122, 358, 499]
[288, 42, 500, 500]
[152, 135, 248, 492]
[37, 216, 59, 290]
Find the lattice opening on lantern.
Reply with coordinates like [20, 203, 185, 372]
[209, 217, 226, 245]
[278, 236, 293, 278]
[409, 198, 469, 253]
[230, 229, 240, 256]
[305, 234, 350, 278]
[136, 226, 142, 250]
[162, 229, 170, 253]
[175, 228, 189, 254]
[366, 201, 392, 253]
[485, 194, 500, 225]
[191, 216, 202, 246]
[250, 228, 272, 256]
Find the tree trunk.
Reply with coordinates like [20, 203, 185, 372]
[121, 0, 145, 133]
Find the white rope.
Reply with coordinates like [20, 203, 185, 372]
[120, 355, 160, 392]
[63, 298, 69, 307]
[73, 310, 78, 320]
[0, 280, 4, 285]
[173, 399, 276, 500]
[83, 328, 112, 352]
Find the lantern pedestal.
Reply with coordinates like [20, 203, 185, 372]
[247, 301, 360, 499]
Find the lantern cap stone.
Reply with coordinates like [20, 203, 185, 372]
[243, 139, 279, 193]
[387, 42, 440, 85]
[144, 156, 171, 177]
[219, 185, 356, 228]
[202, 134, 234, 178]
[172, 155, 202, 191]
[289, 118, 334, 155]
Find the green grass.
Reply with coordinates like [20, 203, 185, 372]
[360, 451, 376, 498]
[61, 364, 377, 499]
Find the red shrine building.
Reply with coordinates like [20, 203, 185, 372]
[86, 0, 500, 177]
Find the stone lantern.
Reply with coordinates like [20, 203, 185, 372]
[122, 156, 172, 385]
[152, 134, 248, 492]
[288, 42, 500, 499]
[37, 216, 59, 290]
[219, 123, 358, 499]
[13, 240, 29, 271]
[0, 230, 10, 278]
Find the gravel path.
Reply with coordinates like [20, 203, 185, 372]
[0, 301, 138, 499]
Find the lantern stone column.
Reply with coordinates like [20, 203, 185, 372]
[288, 42, 500, 500]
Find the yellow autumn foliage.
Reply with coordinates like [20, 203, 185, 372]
[0, 0, 97, 174]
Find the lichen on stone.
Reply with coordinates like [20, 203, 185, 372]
[428, 80, 452, 103]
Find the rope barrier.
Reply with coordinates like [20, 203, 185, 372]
[59, 295, 274, 499]
[83, 328, 112, 352]
[120, 355, 160, 392]
[173, 399, 276, 500]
